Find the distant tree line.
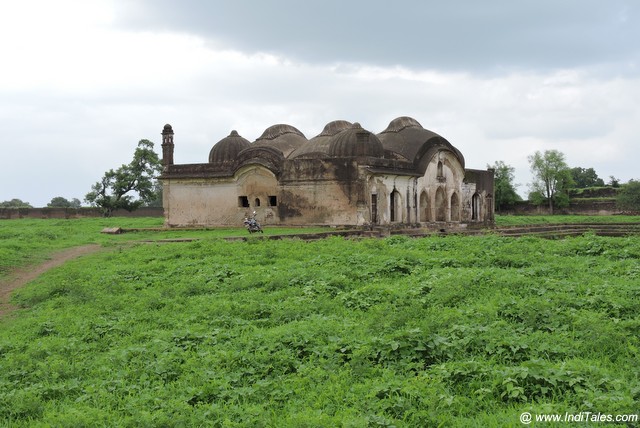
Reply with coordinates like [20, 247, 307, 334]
[491, 149, 639, 213]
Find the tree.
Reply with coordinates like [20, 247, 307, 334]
[85, 139, 162, 216]
[616, 180, 640, 211]
[570, 167, 605, 188]
[528, 150, 574, 214]
[0, 199, 33, 208]
[608, 176, 620, 188]
[488, 161, 521, 213]
[47, 196, 82, 208]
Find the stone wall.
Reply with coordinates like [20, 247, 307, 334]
[502, 199, 621, 216]
[0, 207, 164, 219]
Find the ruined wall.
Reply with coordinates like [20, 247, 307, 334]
[0, 207, 163, 219]
[278, 159, 365, 225]
[463, 168, 495, 223]
[163, 178, 238, 226]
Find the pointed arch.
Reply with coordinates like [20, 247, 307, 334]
[419, 190, 429, 222]
[450, 192, 460, 222]
[472, 193, 480, 221]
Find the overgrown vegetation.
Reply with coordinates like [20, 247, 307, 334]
[1, 219, 639, 426]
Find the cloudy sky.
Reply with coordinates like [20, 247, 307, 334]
[1, 0, 638, 206]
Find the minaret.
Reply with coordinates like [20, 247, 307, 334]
[161, 124, 174, 167]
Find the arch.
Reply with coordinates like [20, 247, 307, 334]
[390, 189, 402, 222]
[435, 187, 446, 222]
[419, 190, 429, 222]
[437, 160, 444, 178]
[254, 197, 261, 207]
[472, 193, 480, 221]
[450, 192, 460, 222]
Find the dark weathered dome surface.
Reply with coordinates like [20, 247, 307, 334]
[328, 123, 385, 158]
[209, 130, 251, 164]
[254, 124, 307, 158]
[163, 123, 173, 132]
[290, 120, 353, 159]
[382, 116, 423, 133]
[377, 116, 465, 169]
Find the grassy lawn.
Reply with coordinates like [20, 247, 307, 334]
[1, 218, 639, 426]
[495, 214, 640, 226]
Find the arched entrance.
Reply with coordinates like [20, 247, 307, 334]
[435, 187, 446, 222]
[390, 189, 402, 222]
[472, 193, 480, 221]
[450, 192, 460, 222]
[419, 190, 429, 222]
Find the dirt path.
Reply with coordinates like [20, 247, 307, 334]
[0, 244, 102, 318]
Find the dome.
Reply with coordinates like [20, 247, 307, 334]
[163, 124, 173, 131]
[254, 124, 307, 158]
[209, 130, 251, 164]
[328, 123, 384, 158]
[382, 116, 423, 133]
[377, 116, 465, 170]
[290, 120, 353, 159]
[317, 120, 353, 137]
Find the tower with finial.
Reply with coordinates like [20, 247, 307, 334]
[161, 124, 174, 167]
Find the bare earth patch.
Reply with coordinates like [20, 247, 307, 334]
[0, 244, 102, 318]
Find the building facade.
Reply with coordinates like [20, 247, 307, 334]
[160, 117, 494, 227]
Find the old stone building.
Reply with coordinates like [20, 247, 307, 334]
[160, 117, 494, 227]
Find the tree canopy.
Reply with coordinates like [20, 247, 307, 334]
[616, 180, 640, 212]
[528, 150, 574, 214]
[85, 139, 162, 216]
[570, 167, 605, 188]
[47, 197, 82, 208]
[0, 199, 33, 208]
[488, 161, 521, 213]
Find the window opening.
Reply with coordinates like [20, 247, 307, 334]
[238, 196, 249, 208]
[390, 192, 396, 222]
[371, 194, 378, 224]
[268, 196, 277, 206]
[254, 198, 261, 207]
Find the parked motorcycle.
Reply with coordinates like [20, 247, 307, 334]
[243, 211, 263, 233]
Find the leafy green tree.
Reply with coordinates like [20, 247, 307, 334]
[488, 161, 521, 213]
[528, 150, 574, 214]
[47, 196, 82, 208]
[616, 180, 640, 211]
[608, 176, 620, 188]
[0, 199, 33, 208]
[85, 139, 161, 217]
[570, 167, 605, 188]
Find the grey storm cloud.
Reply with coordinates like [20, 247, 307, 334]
[117, 0, 639, 74]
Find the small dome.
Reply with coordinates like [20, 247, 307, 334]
[328, 123, 384, 158]
[209, 130, 251, 164]
[289, 120, 353, 159]
[381, 116, 423, 133]
[317, 120, 353, 137]
[255, 124, 305, 141]
[254, 124, 307, 158]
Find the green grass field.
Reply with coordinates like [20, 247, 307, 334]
[1, 217, 639, 426]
